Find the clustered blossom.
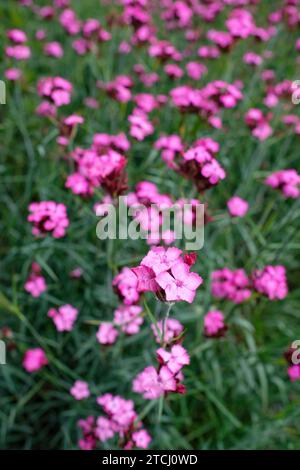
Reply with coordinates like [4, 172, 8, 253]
[96, 306, 144, 346]
[204, 310, 227, 338]
[24, 262, 47, 298]
[112, 267, 140, 305]
[252, 265, 288, 300]
[48, 304, 79, 332]
[91, 394, 151, 449]
[65, 134, 128, 197]
[159, 138, 225, 192]
[227, 196, 249, 217]
[265, 169, 300, 198]
[23, 348, 48, 373]
[5, 28, 31, 61]
[70, 380, 90, 400]
[28, 201, 69, 238]
[245, 108, 273, 141]
[170, 81, 243, 128]
[37, 76, 73, 107]
[211, 268, 252, 304]
[132, 247, 203, 304]
[133, 344, 189, 399]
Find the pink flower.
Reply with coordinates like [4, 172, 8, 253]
[132, 429, 151, 449]
[141, 246, 182, 275]
[212, 268, 252, 304]
[113, 305, 143, 335]
[37, 76, 73, 107]
[4, 68, 22, 81]
[243, 52, 263, 66]
[186, 62, 207, 80]
[44, 42, 64, 58]
[227, 197, 249, 217]
[204, 310, 227, 338]
[128, 109, 154, 141]
[252, 265, 288, 300]
[156, 260, 202, 303]
[7, 29, 27, 43]
[151, 318, 184, 344]
[28, 201, 69, 238]
[5, 45, 31, 60]
[113, 267, 140, 305]
[157, 344, 190, 374]
[24, 263, 47, 298]
[70, 380, 90, 400]
[288, 365, 300, 382]
[48, 304, 79, 332]
[265, 169, 300, 198]
[96, 323, 119, 345]
[23, 348, 48, 373]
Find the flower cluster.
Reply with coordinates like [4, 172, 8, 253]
[211, 268, 252, 304]
[28, 201, 69, 238]
[133, 344, 189, 399]
[37, 76, 73, 107]
[244, 108, 273, 141]
[132, 247, 203, 304]
[252, 265, 288, 300]
[66, 138, 128, 198]
[94, 394, 151, 449]
[265, 169, 300, 198]
[204, 310, 227, 338]
[48, 304, 79, 332]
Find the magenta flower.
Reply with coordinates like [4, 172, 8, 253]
[70, 380, 90, 400]
[227, 197, 249, 217]
[23, 348, 48, 373]
[204, 310, 227, 338]
[28, 201, 69, 238]
[252, 265, 288, 300]
[156, 260, 202, 303]
[48, 304, 79, 332]
[96, 323, 119, 345]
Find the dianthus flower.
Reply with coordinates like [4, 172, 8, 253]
[227, 196, 249, 217]
[48, 304, 79, 332]
[70, 380, 90, 400]
[252, 265, 288, 300]
[28, 201, 69, 238]
[23, 348, 48, 373]
[96, 323, 119, 345]
[24, 262, 47, 298]
[112, 267, 140, 305]
[37, 76, 73, 107]
[128, 109, 154, 141]
[113, 305, 144, 335]
[95, 393, 151, 449]
[245, 108, 273, 140]
[211, 268, 252, 303]
[204, 310, 227, 338]
[132, 247, 202, 303]
[265, 169, 300, 198]
[133, 344, 189, 399]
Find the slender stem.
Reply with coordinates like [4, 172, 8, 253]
[162, 302, 174, 347]
[143, 298, 162, 342]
